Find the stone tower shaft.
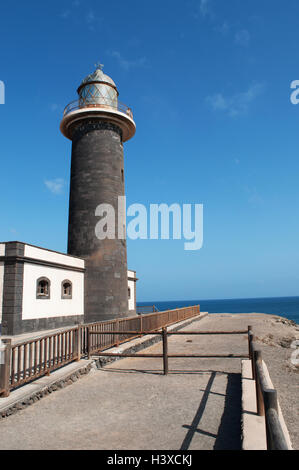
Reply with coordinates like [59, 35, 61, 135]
[60, 66, 136, 322]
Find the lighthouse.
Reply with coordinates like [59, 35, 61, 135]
[60, 65, 136, 323]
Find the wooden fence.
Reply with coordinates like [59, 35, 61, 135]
[248, 328, 289, 450]
[0, 305, 200, 397]
[136, 305, 159, 315]
[89, 325, 250, 375]
[84, 305, 200, 356]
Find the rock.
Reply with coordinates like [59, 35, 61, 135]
[279, 337, 296, 348]
[15, 403, 24, 410]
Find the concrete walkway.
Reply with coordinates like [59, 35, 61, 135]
[0, 315, 247, 450]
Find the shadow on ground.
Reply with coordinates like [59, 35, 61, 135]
[101, 367, 242, 450]
[179, 371, 242, 450]
[100, 368, 237, 375]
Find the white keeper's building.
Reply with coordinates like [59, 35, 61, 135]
[0, 241, 137, 336]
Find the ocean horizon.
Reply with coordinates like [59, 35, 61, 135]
[137, 296, 299, 324]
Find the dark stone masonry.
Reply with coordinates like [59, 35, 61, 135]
[1, 243, 24, 335]
[68, 120, 129, 323]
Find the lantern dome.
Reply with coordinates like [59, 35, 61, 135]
[77, 65, 118, 108]
[61, 64, 135, 142]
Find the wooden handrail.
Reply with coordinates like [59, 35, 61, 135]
[250, 340, 289, 450]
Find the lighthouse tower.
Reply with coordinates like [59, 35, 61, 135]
[60, 65, 136, 323]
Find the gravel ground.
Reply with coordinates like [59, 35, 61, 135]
[197, 313, 299, 449]
[0, 313, 297, 450]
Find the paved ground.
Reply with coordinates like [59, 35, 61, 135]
[0, 313, 297, 450]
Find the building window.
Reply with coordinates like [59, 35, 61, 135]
[121, 169, 124, 183]
[36, 277, 50, 299]
[62, 280, 72, 299]
[128, 287, 131, 299]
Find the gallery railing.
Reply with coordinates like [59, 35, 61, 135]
[63, 99, 134, 120]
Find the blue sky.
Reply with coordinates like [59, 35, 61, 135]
[0, 0, 299, 302]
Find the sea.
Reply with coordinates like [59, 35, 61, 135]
[137, 296, 299, 325]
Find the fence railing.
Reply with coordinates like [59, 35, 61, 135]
[248, 328, 289, 450]
[84, 305, 200, 356]
[89, 325, 250, 375]
[0, 329, 81, 396]
[0, 305, 200, 397]
[137, 305, 159, 315]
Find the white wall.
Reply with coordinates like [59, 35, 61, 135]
[1, 243, 139, 322]
[128, 278, 135, 311]
[127, 269, 137, 312]
[0, 262, 4, 323]
[24, 244, 84, 269]
[22, 263, 84, 320]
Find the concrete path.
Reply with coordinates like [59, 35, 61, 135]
[0, 315, 248, 450]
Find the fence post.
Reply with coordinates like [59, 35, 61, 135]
[254, 349, 264, 416]
[263, 389, 278, 450]
[75, 325, 81, 361]
[251, 341, 256, 381]
[140, 315, 143, 336]
[264, 388, 278, 412]
[162, 327, 168, 375]
[247, 325, 254, 379]
[87, 327, 91, 358]
[264, 389, 288, 450]
[0, 339, 12, 398]
[115, 320, 119, 347]
[248, 325, 253, 358]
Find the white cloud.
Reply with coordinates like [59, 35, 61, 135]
[215, 22, 230, 35]
[242, 185, 264, 205]
[60, 4, 99, 31]
[193, 0, 213, 20]
[200, 0, 210, 18]
[235, 29, 251, 46]
[207, 93, 227, 111]
[49, 103, 63, 113]
[60, 10, 71, 19]
[206, 83, 264, 117]
[44, 178, 66, 195]
[109, 51, 147, 71]
[86, 10, 95, 23]
[85, 10, 97, 31]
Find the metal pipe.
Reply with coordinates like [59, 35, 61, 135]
[89, 330, 248, 335]
[162, 327, 168, 375]
[94, 353, 248, 358]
